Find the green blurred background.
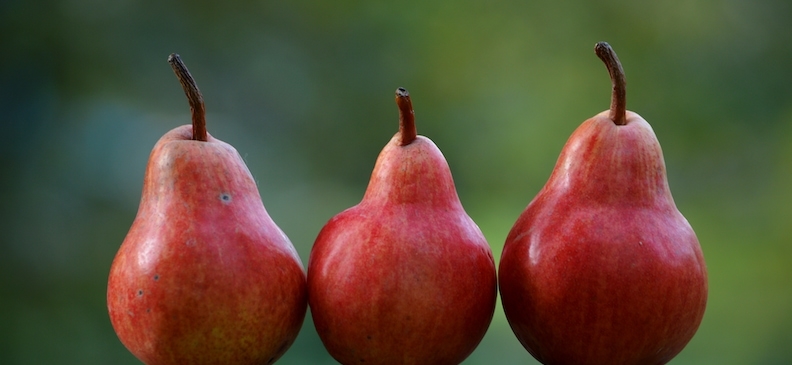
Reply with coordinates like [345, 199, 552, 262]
[2, 0, 791, 364]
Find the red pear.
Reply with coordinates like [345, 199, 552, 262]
[107, 54, 307, 365]
[307, 88, 497, 365]
[498, 42, 708, 365]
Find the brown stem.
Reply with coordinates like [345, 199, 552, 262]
[168, 53, 208, 141]
[395, 87, 417, 146]
[595, 42, 627, 126]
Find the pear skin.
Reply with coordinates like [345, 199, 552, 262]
[499, 43, 708, 365]
[107, 54, 307, 365]
[308, 88, 497, 365]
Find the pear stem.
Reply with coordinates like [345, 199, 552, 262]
[168, 53, 208, 142]
[595, 42, 627, 126]
[395, 87, 417, 146]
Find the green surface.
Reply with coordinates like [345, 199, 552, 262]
[1, 0, 791, 364]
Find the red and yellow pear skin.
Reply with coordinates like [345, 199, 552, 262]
[498, 43, 708, 365]
[307, 88, 497, 365]
[107, 54, 307, 365]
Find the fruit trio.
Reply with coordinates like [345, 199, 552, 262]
[107, 42, 708, 365]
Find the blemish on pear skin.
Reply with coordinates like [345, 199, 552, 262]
[137, 289, 143, 296]
[153, 274, 160, 281]
[220, 192, 232, 204]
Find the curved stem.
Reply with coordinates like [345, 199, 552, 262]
[595, 42, 627, 126]
[395, 87, 417, 146]
[168, 53, 208, 141]
[396, 87, 418, 146]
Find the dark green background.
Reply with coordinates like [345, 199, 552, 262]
[2, 0, 791, 364]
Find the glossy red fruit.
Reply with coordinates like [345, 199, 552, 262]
[308, 88, 497, 365]
[498, 42, 708, 365]
[107, 54, 307, 365]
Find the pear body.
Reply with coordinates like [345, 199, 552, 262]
[308, 134, 497, 365]
[107, 125, 307, 365]
[499, 111, 708, 365]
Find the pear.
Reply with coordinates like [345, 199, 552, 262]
[498, 42, 708, 365]
[107, 54, 307, 365]
[307, 88, 497, 365]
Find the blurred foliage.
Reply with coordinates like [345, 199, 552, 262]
[1, 0, 791, 364]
